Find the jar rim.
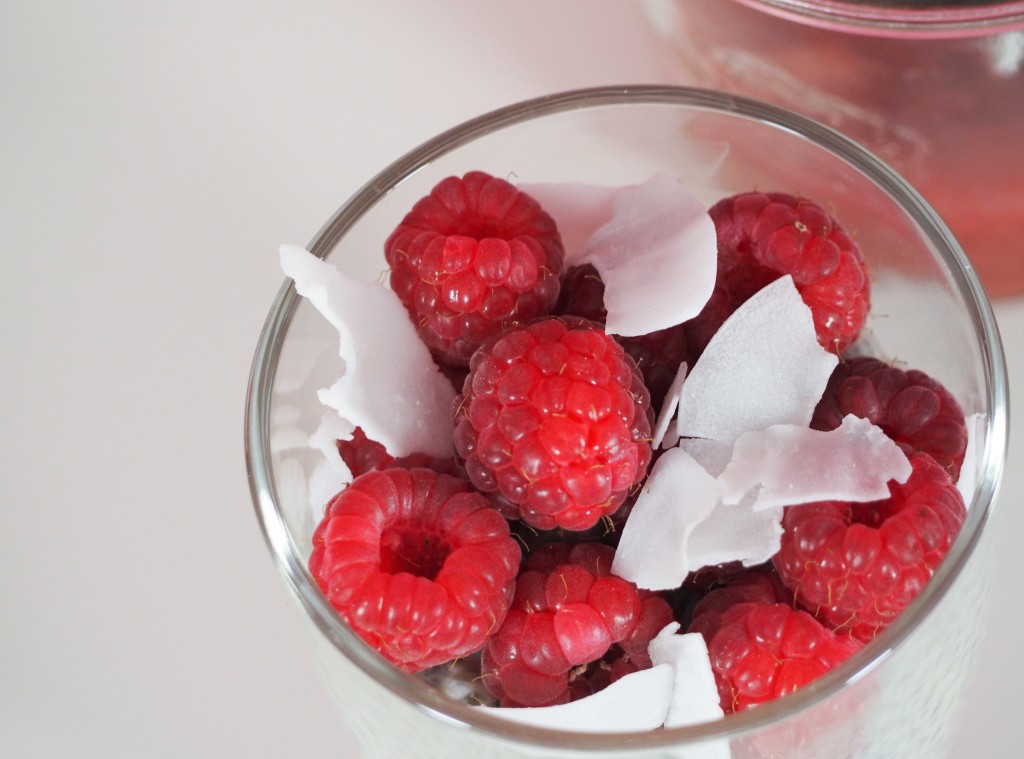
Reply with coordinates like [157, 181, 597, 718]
[734, 0, 1024, 36]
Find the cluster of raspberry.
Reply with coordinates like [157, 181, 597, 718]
[304, 171, 968, 715]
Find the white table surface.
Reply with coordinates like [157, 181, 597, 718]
[3, 2, 1021, 757]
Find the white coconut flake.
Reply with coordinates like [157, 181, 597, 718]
[718, 414, 912, 511]
[957, 412, 986, 508]
[280, 245, 456, 458]
[612, 447, 723, 591]
[526, 175, 716, 337]
[648, 624, 724, 730]
[682, 437, 785, 571]
[652, 362, 688, 449]
[679, 438, 734, 478]
[574, 173, 717, 337]
[679, 438, 786, 570]
[480, 663, 674, 733]
[676, 276, 838, 446]
[687, 496, 784, 571]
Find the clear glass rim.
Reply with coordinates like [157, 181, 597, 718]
[245, 85, 1009, 751]
[734, 0, 1024, 36]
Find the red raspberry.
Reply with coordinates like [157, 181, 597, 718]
[335, 427, 457, 478]
[453, 317, 654, 532]
[688, 601, 861, 713]
[480, 542, 673, 707]
[773, 452, 966, 642]
[811, 356, 969, 480]
[308, 468, 520, 672]
[555, 264, 689, 412]
[685, 191, 870, 359]
[384, 171, 564, 367]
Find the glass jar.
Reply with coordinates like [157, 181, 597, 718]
[644, 0, 1024, 297]
[246, 86, 1008, 759]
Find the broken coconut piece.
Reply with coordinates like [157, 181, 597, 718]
[578, 173, 717, 337]
[688, 497, 784, 571]
[652, 362, 688, 449]
[676, 440, 784, 571]
[718, 414, 913, 511]
[479, 664, 675, 733]
[676, 276, 839, 446]
[680, 441, 785, 570]
[525, 174, 717, 338]
[280, 245, 456, 459]
[679, 437, 733, 478]
[612, 447, 723, 591]
[648, 623, 724, 730]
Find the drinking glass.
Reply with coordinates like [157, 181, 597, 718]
[246, 86, 1008, 759]
[643, 0, 1024, 297]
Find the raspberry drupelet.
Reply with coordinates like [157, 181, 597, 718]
[385, 171, 565, 367]
[308, 468, 521, 672]
[481, 542, 674, 707]
[685, 191, 871, 360]
[453, 317, 654, 532]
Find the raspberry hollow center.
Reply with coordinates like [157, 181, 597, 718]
[379, 526, 450, 579]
